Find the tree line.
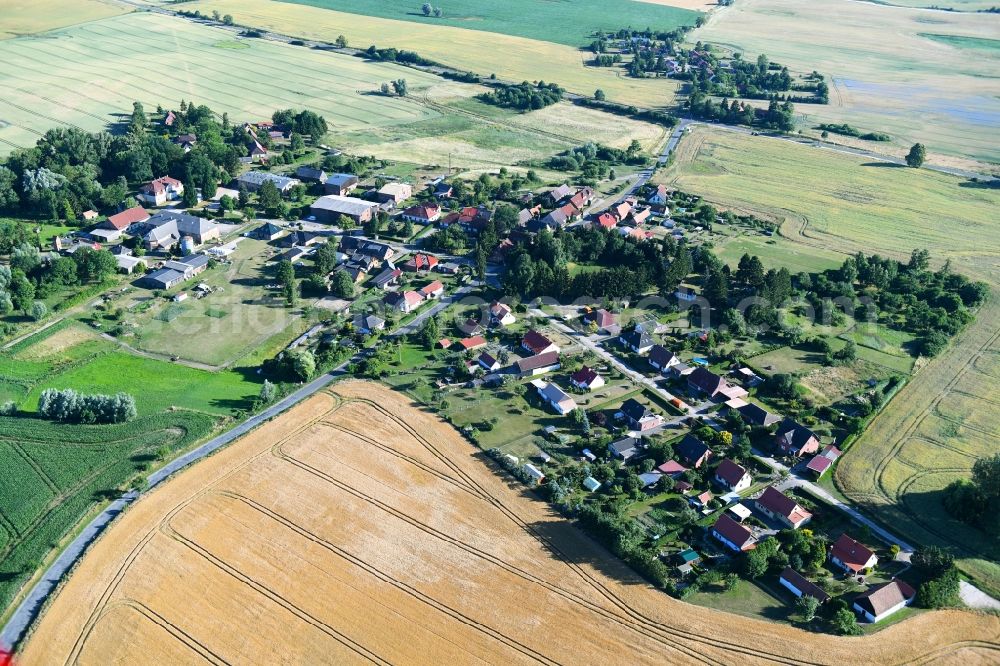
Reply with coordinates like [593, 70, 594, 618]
[479, 82, 563, 111]
[37, 388, 137, 424]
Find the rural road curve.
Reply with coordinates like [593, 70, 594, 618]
[0, 283, 475, 652]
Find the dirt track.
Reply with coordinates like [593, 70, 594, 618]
[18, 382, 999, 665]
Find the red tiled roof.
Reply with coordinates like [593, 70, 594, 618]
[594, 212, 617, 229]
[757, 486, 812, 525]
[106, 206, 149, 230]
[831, 534, 876, 572]
[571, 366, 600, 386]
[419, 280, 443, 296]
[459, 335, 487, 350]
[657, 460, 688, 476]
[522, 330, 554, 355]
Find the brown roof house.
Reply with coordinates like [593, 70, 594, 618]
[104, 206, 149, 232]
[756, 486, 812, 529]
[713, 459, 752, 492]
[521, 330, 560, 356]
[775, 418, 821, 457]
[514, 351, 561, 378]
[570, 366, 605, 391]
[853, 580, 915, 623]
[582, 308, 619, 335]
[711, 514, 757, 552]
[735, 402, 782, 427]
[676, 434, 712, 469]
[779, 568, 830, 604]
[829, 534, 878, 574]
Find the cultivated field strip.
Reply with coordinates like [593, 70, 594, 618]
[18, 383, 1000, 665]
[0, 12, 440, 153]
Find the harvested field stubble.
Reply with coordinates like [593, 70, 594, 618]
[19, 382, 1000, 664]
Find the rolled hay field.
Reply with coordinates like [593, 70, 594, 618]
[694, 0, 1000, 166]
[19, 381, 999, 664]
[0, 11, 442, 153]
[185, 0, 684, 105]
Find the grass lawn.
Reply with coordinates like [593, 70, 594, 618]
[0, 11, 443, 153]
[273, 0, 699, 48]
[123, 239, 307, 367]
[688, 580, 789, 622]
[21, 352, 258, 416]
[713, 228, 843, 275]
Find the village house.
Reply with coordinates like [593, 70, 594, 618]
[532, 379, 577, 415]
[617, 398, 663, 432]
[830, 534, 878, 574]
[139, 176, 184, 207]
[514, 351, 561, 377]
[401, 202, 441, 224]
[648, 184, 669, 205]
[488, 301, 516, 327]
[687, 367, 748, 401]
[570, 366, 605, 391]
[140, 253, 208, 290]
[371, 267, 402, 290]
[251, 222, 284, 241]
[610, 436, 640, 461]
[478, 352, 501, 373]
[775, 418, 821, 457]
[593, 212, 617, 229]
[691, 490, 714, 510]
[385, 290, 423, 313]
[432, 180, 453, 199]
[676, 434, 712, 468]
[324, 173, 359, 196]
[403, 253, 439, 272]
[237, 171, 300, 194]
[657, 460, 688, 477]
[756, 486, 812, 529]
[356, 314, 386, 334]
[582, 308, 619, 335]
[713, 459, 752, 492]
[568, 186, 594, 210]
[779, 568, 830, 604]
[711, 514, 757, 552]
[459, 336, 488, 352]
[376, 182, 413, 205]
[853, 581, 915, 623]
[611, 201, 632, 222]
[620, 327, 654, 354]
[419, 280, 444, 300]
[546, 184, 574, 206]
[534, 208, 568, 231]
[310, 195, 379, 225]
[675, 286, 697, 302]
[735, 402, 782, 427]
[441, 205, 492, 233]
[295, 166, 328, 183]
[648, 344, 680, 372]
[523, 463, 545, 486]
[103, 206, 149, 233]
[806, 445, 842, 478]
[339, 236, 394, 262]
[115, 254, 147, 274]
[521, 330, 560, 356]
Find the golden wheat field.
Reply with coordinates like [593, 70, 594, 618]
[19, 382, 999, 665]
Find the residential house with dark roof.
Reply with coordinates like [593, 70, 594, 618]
[143, 212, 219, 250]
[610, 436, 640, 460]
[620, 327, 654, 354]
[779, 568, 830, 604]
[295, 166, 328, 182]
[713, 459, 752, 492]
[756, 486, 812, 529]
[371, 267, 402, 290]
[356, 314, 386, 334]
[514, 351, 561, 377]
[711, 514, 757, 552]
[251, 222, 284, 241]
[775, 418, 821, 457]
[546, 184, 573, 205]
[853, 581, 915, 623]
[617, 398, 663, 432]
[830, 534, 878, 574]
[478, 352, 501, 373]
[570, 366, 604, 391]
[521, 330, 559, 356]
[339, 236, 394, 261]
[735, 402, 782, 427]
[648, 345, 680, 372]
[488, 301, 515, 327]
[311, 194, 378, 225]
[676, 435, 712, 469]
